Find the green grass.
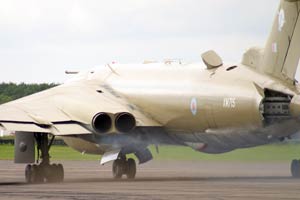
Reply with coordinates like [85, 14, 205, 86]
[0, 143, 299, 162]
[0, 144, 15, 160]
[153, 144, 300, 162]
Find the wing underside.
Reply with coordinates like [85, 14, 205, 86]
[0, 83, 160, 136]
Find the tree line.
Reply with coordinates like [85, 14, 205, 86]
[0, 83, 58, 104]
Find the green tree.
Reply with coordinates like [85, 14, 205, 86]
[0, 83, 58, 104]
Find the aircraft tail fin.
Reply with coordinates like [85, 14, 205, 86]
[242, 0, 300, 84]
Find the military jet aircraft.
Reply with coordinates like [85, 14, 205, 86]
[0, 0, 300, 183]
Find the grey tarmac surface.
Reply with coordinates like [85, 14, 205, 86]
[0, 160, 299, 200]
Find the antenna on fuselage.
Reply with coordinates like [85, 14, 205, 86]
[65, 70, 79, 74]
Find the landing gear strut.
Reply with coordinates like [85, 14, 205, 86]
[25, 133, 64, 183]
[112, 155, 136, 179]
[291, 159, 300, 178]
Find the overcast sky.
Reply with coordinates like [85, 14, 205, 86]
[0, 0, 278, 83]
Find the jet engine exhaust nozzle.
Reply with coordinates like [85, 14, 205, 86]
[115, 112, 136, 133]
[92, 112, 112, 133]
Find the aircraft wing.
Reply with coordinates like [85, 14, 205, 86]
[0, 81, 160, 136]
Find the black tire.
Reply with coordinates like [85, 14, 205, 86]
[34, 165, 44, 183]
[44, 164, 57, 183]
[291, 159, 300, 178]
[25, 164, 44, 184]
[52, 164, 59, 182]
[126, 158, 136, 179]
[30, 165, 40, 183]
[48, 164, 64, 183]
[112, 160, 123, 179]
[25, 164, 32, 183]
[57, 164, 64, 182]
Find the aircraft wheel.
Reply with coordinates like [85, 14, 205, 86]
[291, 159, 300, 178]
[56, 163, 64, 182]
[43, 164, 55, 182]
[25, 164, 43, 183]
[112, 159, 123, 179]
[25, 164, 32, 183]
[30, 165, 40, 183]
[33, 164, 44, 183]
[44, 164, 64, 183]
[126, 158, 136, 179]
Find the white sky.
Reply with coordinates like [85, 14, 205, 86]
[0, 0, 278, 83]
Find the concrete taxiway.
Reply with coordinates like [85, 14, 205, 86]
[0, 160, 299, 200]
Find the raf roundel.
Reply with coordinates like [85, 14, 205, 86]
[190, 98, 197, 116]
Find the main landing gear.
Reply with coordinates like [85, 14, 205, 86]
[291, 159, 300, 178]
[112, 155, 136, 179]
[25, 133, 64, 183]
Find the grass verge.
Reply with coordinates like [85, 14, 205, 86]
[0, 143, 299, 162]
